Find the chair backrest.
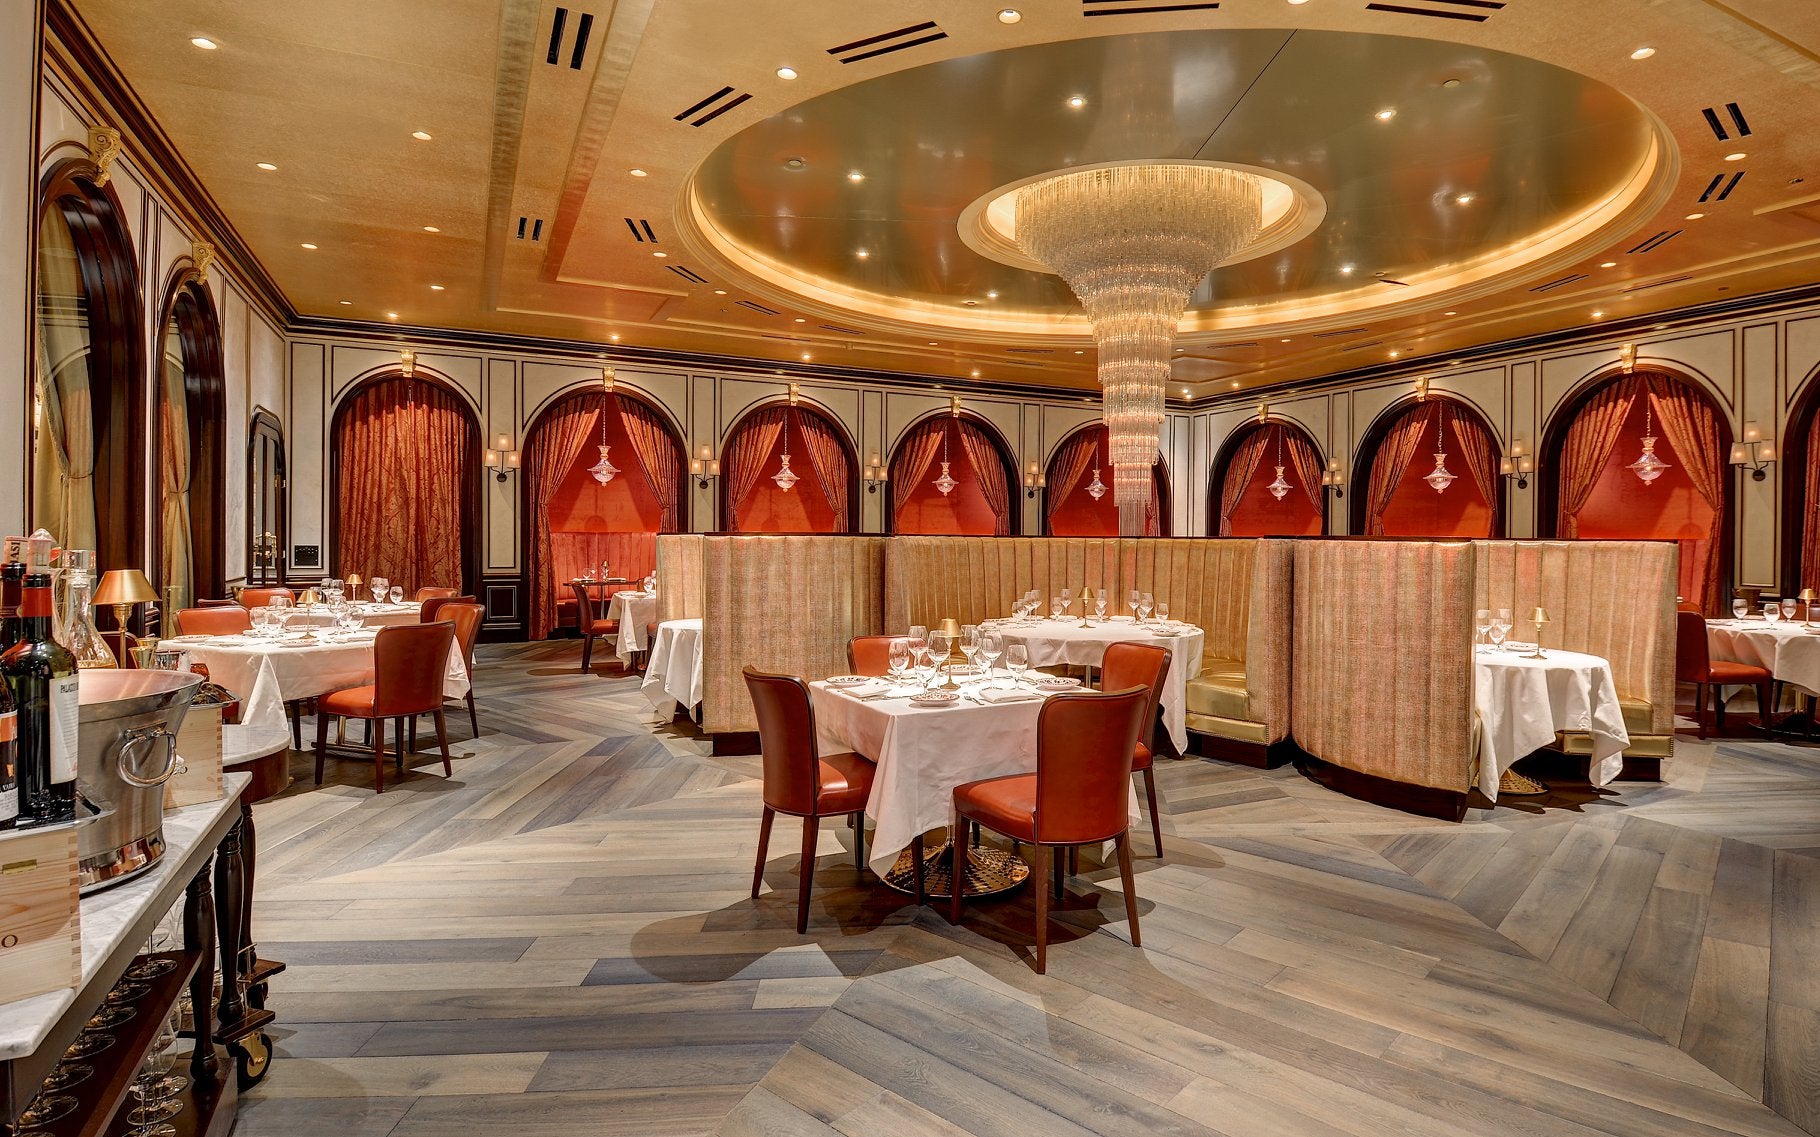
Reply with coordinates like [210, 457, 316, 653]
[1675, 610, 1711, 682]
[177, 606, 252, 636]
[441, 602, 485, 674]
[1099, 640, 1170, 754]
[742, 666, 822, 815]
[570, 582, 601, 624]
[847, 635, 898, 676]
[239, 587, 294, 609]
[1035, 686, 1150, 845]
[416, 586, 459, 602]
[372, 621, 457, 717]
[196, 598, 238, 608]
[421, 594, 475, 624]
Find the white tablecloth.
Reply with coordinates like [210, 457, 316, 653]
[810, 678, 1138, 874]
[1474, 647, 1630, 801]
[641, 618, 703, 717]
[609, 592, 659, 665]
[168, 630, 471, 731]
[1707, 618, 1820, 695]
[986, 616, 1204, 752]
[275, 602, 420, 629]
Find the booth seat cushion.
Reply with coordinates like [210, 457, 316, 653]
[1554, 698, 1672, 758]
[1186, 657, 1250, 723]
[1185, 713, 1272, 746]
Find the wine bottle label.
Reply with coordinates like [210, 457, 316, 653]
[49, 675, 79, 784]
[0, 710, 15, 823]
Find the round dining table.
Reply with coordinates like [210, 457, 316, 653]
[1706, 617, 1820, 695]
[1473, 646, 1630, 802]
[984, 615, 1204, 752]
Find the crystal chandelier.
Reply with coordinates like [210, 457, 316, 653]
[1627, 404, 1671, 484]
[588, 367, 620, 484]
[772, 409, 799, 492]
[1267, 428, 1292, 501]
[1424, 406, 1457, 493]
[1016, 164, 1263, 532]
[1087, 463, 1107, 501]
[932, 413, 957, 496]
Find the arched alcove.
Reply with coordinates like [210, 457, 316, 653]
[1352, 395, 1503, 539]
[1541, 367, 1733, 613]
[154, 273, 226, 607]
[1042, 423, 1170, 537]
[1208, 417, 1326, 537]
[32, 158, 145, 574]
[330, 370, 482, 594]
[887, 410, 1020, 536]
[720, 399, 858, 533]
[247, 410, 286, 586]
[1783, 367, 1820, 597]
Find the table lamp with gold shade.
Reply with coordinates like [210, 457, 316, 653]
[94, 569, 158, 667]
[1802, 588, 1817, 627]
[1527, 607, 1550, 659]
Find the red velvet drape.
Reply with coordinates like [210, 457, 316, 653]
[1452, 411, 1501, 537]
[1646, 377, 1726, 614]
[618, 397, 682, 533]
[1045, 431, 1101, 532]
[1557, 377, 1640, 538]
[1284, 426, 1325, 516]
[795, 409, 852, 533]
[1217, 428, 1270, 536]
[335, 377, 474, 593]
[956, 420, 1011, 536]
[525, 399, 599, 640]
[1363, 405, 1433, 536]
[891, 421, 946, 519]
[726, 409, 788, 518]
[1805, 408, 1820, 593]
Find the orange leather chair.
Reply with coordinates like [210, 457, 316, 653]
[416, 586, 459, 602]
[238, 587, 294, 609]
[177, 607, 252, 636]
[846, 635, 900, 676]
[573, 582, 619, 673]
[1099, 641, 1171, 857]
[313, 622, 457, 793]
[744, 666, 878, 934]
[948, 686, 1150, 973]
[420, 594, 474, 624]
[440, 601, 484, 737]
[1676, 610, 1774, 738]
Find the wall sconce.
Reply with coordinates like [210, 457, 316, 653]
[484, 432, 520, 482]
[1023, 461, 1047, 500]
[1319, 457, 1344, 499]
[1618, 343, 1637, 375]
[1500, 438, 1536, 489]
[400, 348, 416, 378]
[1256, 401, 1269, 424]
[1730, 421, 1776, 481]
[1414, 376, 1429, 402]
[690, 444, 721, 489]
[864, 452, 890, 494]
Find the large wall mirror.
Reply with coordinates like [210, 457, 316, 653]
[155, 275, 226, 607]
[247, 411, 287, 586]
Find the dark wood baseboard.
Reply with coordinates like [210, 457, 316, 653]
[1189, 732, 1295, 769]
[1293, 750, 1469, 822]
[1616, 756, 1663, 781]
[711, 731, 760, 756]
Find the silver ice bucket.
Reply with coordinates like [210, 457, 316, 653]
[77, 669, 201, 893]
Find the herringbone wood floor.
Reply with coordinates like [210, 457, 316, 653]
[238, 641, 1820, 1137]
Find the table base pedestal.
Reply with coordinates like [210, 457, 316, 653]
[881, 840, 1028, 899]
[1498, 768, 1549, 796]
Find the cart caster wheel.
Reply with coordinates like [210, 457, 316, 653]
[232, 1031, 273, 1090]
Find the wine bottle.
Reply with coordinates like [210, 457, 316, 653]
[2, 532, 79, 827]
[0, 674, 15, 831]
[0, 537, 24, 652]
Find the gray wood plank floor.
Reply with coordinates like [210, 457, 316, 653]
[238, 641, 1820, 1137]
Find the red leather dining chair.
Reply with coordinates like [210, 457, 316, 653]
[177, 607, 253, 636]
[847, 635, 899, 676]
[238, 587, 294, 609]
[420, 594, 474, 624]
[440, 601, 484, 737]
[1099, 641, 1171, 858]
[948, 686, 1150, 974]
[416, 586, 459, 602]
[743, 666, 878, 934]
[573, 582, 619, 673]
[1676, 610, 1774, 738]
[313, 621, 457, 793]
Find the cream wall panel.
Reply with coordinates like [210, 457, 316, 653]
[287, 342, 327, 569]
[688, 373, 717, 531]
[327, 345, 483, 410]
[1039, 404, 1100, 465]
[485, 358, 518, 574]
[1788, 316, 1820, 405]
[220, 282, 248, 583]
[1740, 323, 1779, 588]
[1509, 361, 1539, 537]
[249, 315, 285, 424]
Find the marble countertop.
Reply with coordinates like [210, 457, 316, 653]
[0, 772, 249, 1064]
[221, 723, 291, 768]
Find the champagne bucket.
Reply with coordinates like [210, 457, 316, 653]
[76, 669, 202, 893]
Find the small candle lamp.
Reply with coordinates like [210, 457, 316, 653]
[1801, 588, 1817, 627]
[1527, 607, 1550, 659]
[93, 569, 159, 667]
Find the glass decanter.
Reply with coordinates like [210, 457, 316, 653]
[58, 549, 118, 669]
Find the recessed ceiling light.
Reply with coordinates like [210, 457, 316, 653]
[629, 168, 648, 178]
[997, 8, 1022, 23]
[986, 290, 999, 299]
[1630, 46, 1656, 60]
[776, 66, 798, 80]
[784, 157, 806, 170]
[1067, 95, 1087, 109]
[713, 289, 727, 295]
[300, 243, 318, 250]
[338, 299, 351, 305]
[1600, 261, 1618, 268]
[1441, 78, 1462, 88]
[256, 162, 277, 171]
[962, 300, 979, 306]
[1388, 350, 1401, 358]
[1375, 108, 1396, 121]
[1074, 349, 1085, 355]
[1231, 381, 1241, 388]
[1287, 0, 1310, 5]
[1181, 388, 1191, 396]
[794, 317, 806, 322]
[385, 312, 398, 319]
[653, 251, 667, 257]
[856, 248, 870, 258]
[1724, 152, 1746, 161]
[430, 284, 445, 291]
[189, 36, 218, 49]
[422, 225, 440, 232]
[1454, 192, 1474, 205]
[1339, 264, 1355, 275]
[411, 130, 433, 141]
[971, 369, 981, 377]
[801, 352, 812, 361]
[1591, 310, 1605, 318]
[1443, 310, 1457, 316]
[928, 341, 939, 346]
[1686, 212, 1704, 219]
[847, 170, 865, 183]
[610, 333, 621, 342]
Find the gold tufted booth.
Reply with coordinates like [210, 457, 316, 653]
[1292, 540, 1478, 820]
[882, 537, 1294, 760]
[1472, 539, 1677, 776]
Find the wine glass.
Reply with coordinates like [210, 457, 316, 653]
[978, 629, 1003, 685]
[1094, 591, 1108, 622]
[1138, 593, 1154, 623]
[887, 639, 910, 683]
[1783, 598, 1798, 621]
[1128, 589, 1141, 620]
[1049, 597, 1065, 620]
[388, 586, 404, 604]
[370, 577, 388, 604]
[1489, 611, 1510, 651]
[1732, 598, 1749, 620]
[926, 631, 952, 686]
[959, 625, 980, 674]
[126, 1050, 179, 1137]
[1765, 601, 1782, 625]
[1157, 602, 1170, 624]
[912, 642, 936, 689]
[1005, 644, 1030, 685]
[1474, 609, 1491, 652]
[146, 1000, 186, 1102]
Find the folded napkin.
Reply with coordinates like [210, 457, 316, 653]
[978, 686, 1042, 704]
[834, 678, 894, 699]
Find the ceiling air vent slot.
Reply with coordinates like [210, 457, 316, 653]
[1313, 326, 1369, 339]
[515, 216, 545, 241]
[1007, 347, 1054, 354]
[666, 266, 707, 285]
[1529, 273, 1587, 293]
[1373, 273, 1411, 286]
[737, 300, 780, 316]
[1211, 341, 1258, 350]
[1623, 275, 1692, 293]
[819, 324, 863, 335]
[1083, 0, 1223, 16]
[1698, 171, 1745, 203]
[675, 87, 752, 128]
[624, 218, 658, 243]
[827, 21, 948, 64]
[1627, 230, 1682, 254]
[1701, 102, 1751, 141]
[1364, 0, 1504, 22]
[1342, 340, 1386, 351]
[545, 7, 594, 69]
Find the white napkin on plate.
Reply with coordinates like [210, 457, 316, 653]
[978, 686, 1042, 704]
[835, 678, 893, 699]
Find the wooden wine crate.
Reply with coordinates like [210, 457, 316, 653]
[165, 703, 225, 809]
[0, 823, 81, 1005]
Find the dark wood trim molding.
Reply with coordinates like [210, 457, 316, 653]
[1292, 749, 1470, 823]
[1779, 365, 1819, 595]
[1190, 733, 1296, 770]
[154, 270, 227, 601]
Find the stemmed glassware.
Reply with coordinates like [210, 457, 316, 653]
[1156, 602, 1170, 624]
[388, 586, 404, 605]
[1049, 596, 1065, 620]
[1128, 589, 1141, 620]
[1138, 593, 1154, 623]
[1489, 609, 1512, 651]
[369, 577, 389, 604]
[1094, 590, 1108, 622]
[958, 625, 980, 675]
[1005, 644, 1030, 686]
[1733, 598, 1749, 620]
[978, 629, 1003, 686]
[1782, 598, 1798, 621]
[1475, 609, 1492, 652]
[926, 631, 953, 688]
[1765, 601, 1783, 625]
[887, 639, 910, 684]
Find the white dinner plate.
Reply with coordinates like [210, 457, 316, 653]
[1032, 677, 1082, 692]
[824, 675, 872, 687]
[910, 691, 960, 707]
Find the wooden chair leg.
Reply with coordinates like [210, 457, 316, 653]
[948, 810, 968, 925]
[313, 710, 330, 785]
[910, 832, 925, 905]
[1141, 767, 1164, 858]
[580, 633, 594, 673]
[1695, 683, 1708, 738]
[434, 709, 453, 777]
[796, 816, 817, 935]
[1033, 844, 1051, 974]
[408, 716, 418, 757]
[1763, 682, 1779, 733]
[371, 717, 386, 794]
[1115, 832, 1141, 948]
[751, 806, 774, 898]
[1715, 686, 1728, 733]
[290, 703, 302, 751]
[853, 812, 867, 871]
[1053, 846, 1065, 902]
[395, 717, 407, 771]
[466, 690, 479, 738]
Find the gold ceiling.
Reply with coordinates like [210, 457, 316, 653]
[59, 0, 1820, 397]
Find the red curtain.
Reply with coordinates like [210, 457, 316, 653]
[1217, 427, 1270, 536]
[525, 399, 600, 639]
[1647, 376, 1726, 615]
[1045, 430, 1101, 531]
[956, 420, 1011, 536]
[336, 377, 474, 594]
[1805, 408, 1820, 593]
[1363, 405, 1433, 536]
[725, 408, 787, 518]
[795, 409, 852, 533]
[1451, 411, 1501, 537]
[1557, 377, 1640, 537]
[618, 396, 682, 533]
[1283, 426, 1325, 515]
[891, 420, 946, 519]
